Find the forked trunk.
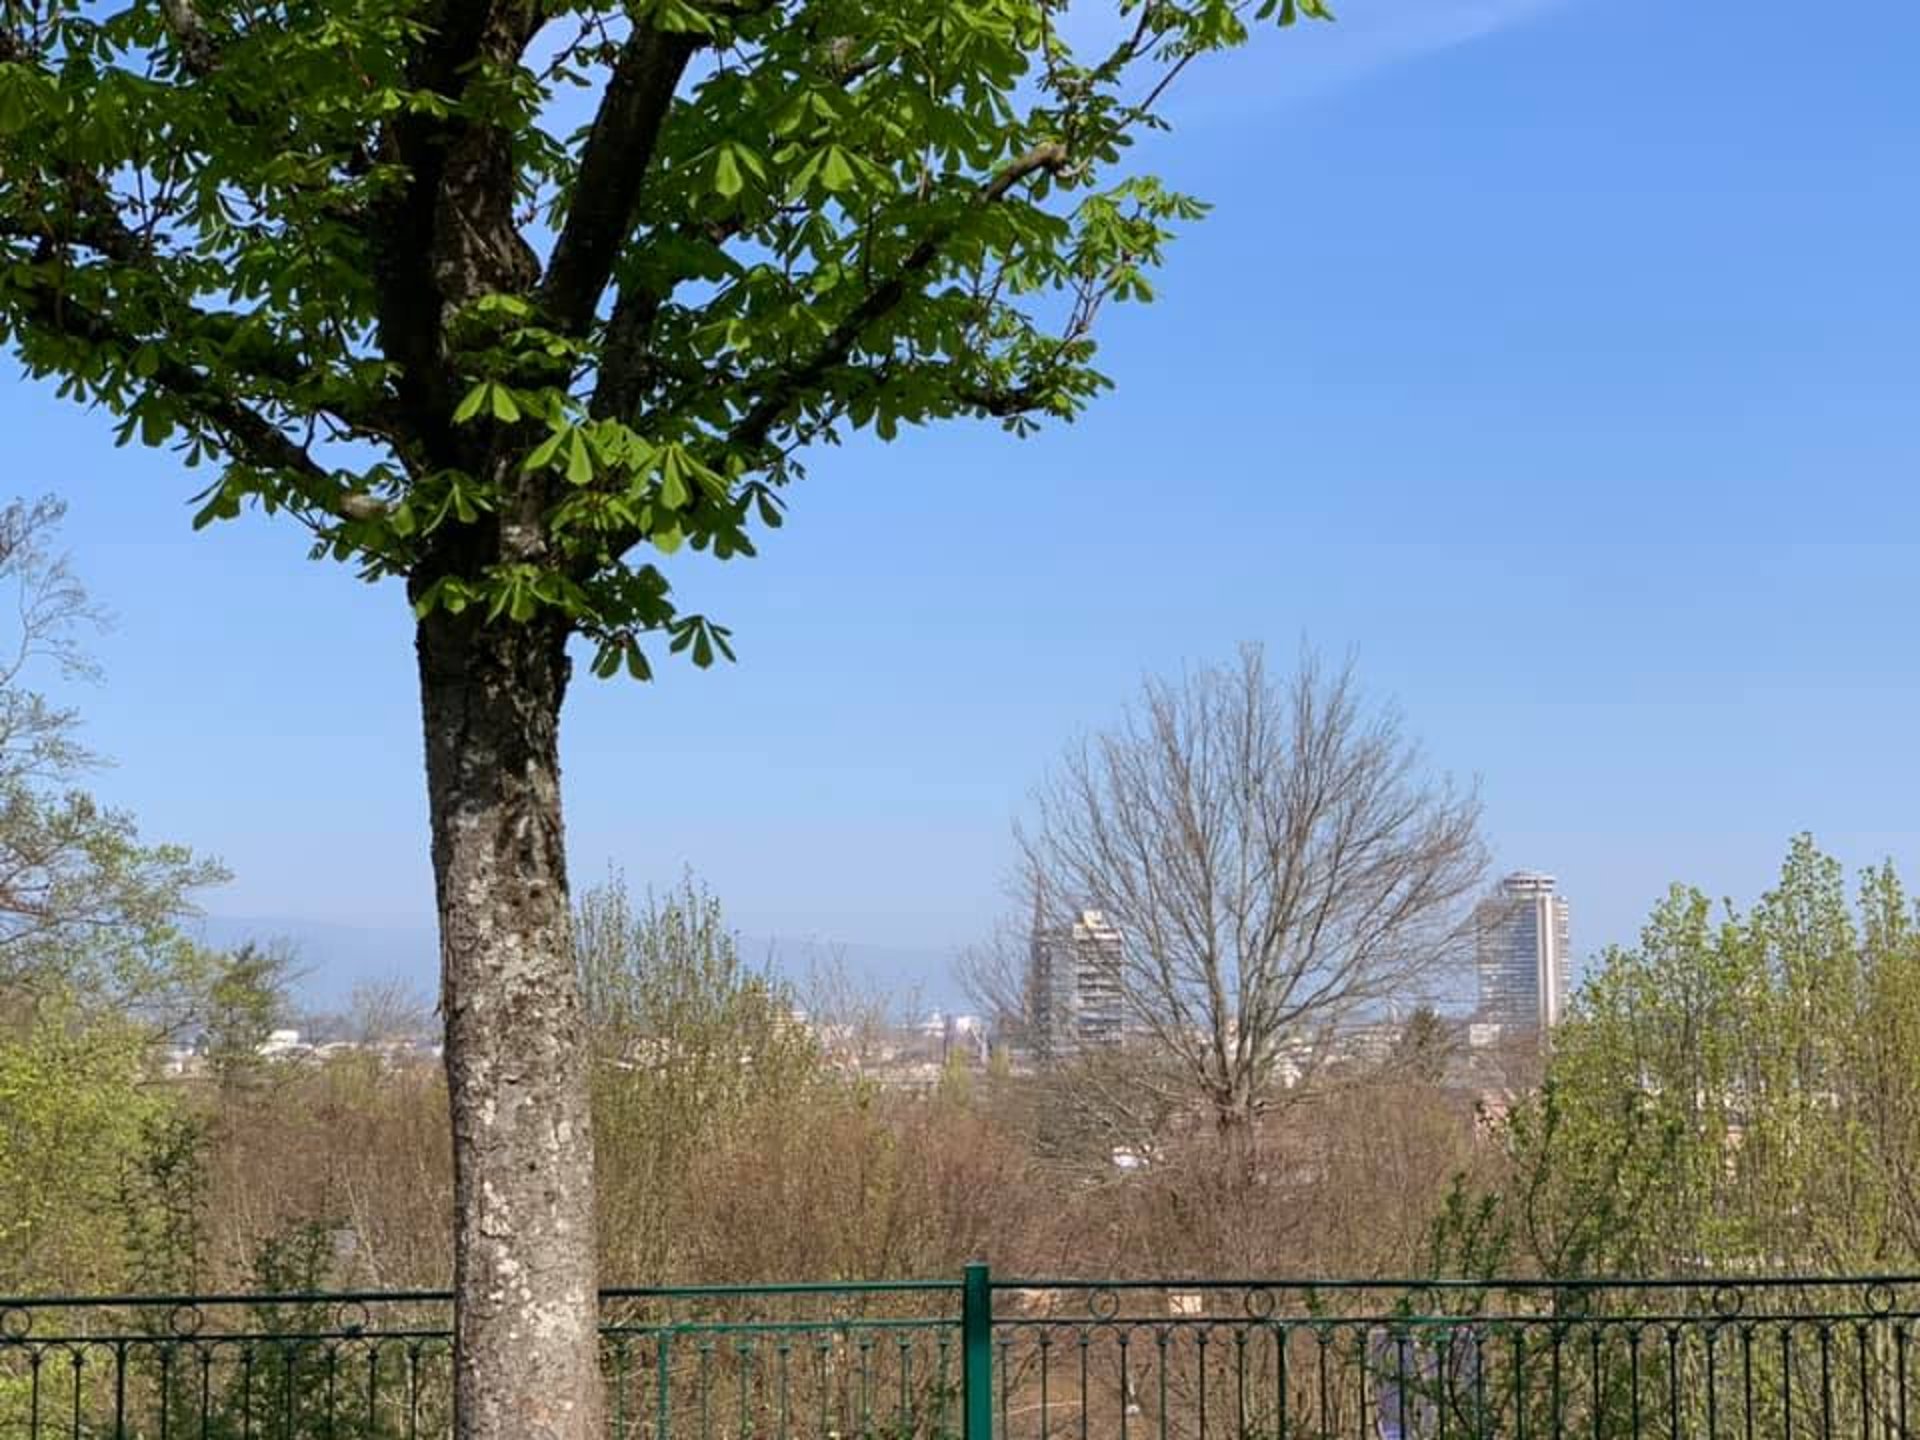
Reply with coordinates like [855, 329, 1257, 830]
[416, 607, 602, 1440]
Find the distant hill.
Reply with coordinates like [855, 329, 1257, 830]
[732, 935, 969, 1015]
[194, 915, 440, 1010]
[194, 915, 967, 1016]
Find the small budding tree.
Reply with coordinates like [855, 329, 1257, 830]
[1, 0, 1330, 1435]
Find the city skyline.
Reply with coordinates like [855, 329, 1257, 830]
[7, 0, 1918, 990]
[5, 0, 1919, 1412]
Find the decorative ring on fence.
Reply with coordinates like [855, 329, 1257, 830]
[1088, 1288, 1120, 1323]
[1866, 1283, 1898, 1317]
[168, 1304, 205, 1338]
[0, 1305, 31, 1340]
[1711, 1285, 1745, 1319]
[335, 1300, 371, 1336]
[1555, 1287, 1592, 1320]
[1244, 1288, 1276, 1320]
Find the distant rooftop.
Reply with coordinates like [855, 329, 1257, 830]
[1500, 870, 1559, 892]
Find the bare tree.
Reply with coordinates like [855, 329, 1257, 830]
[346, 978, 434, 1046]
[1021, 645, 1485, 1138]
[795, 946, 903, 1074]
[955, 915, 1036, 1052]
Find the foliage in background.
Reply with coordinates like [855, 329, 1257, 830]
[19, 832, 1920, 1300]
[576, 871, 829, 1278]
[0, 993, 171, 1289]
[199, 942, 298, 1087]
[1433, 835, 1920, 1278]
[0, 497, 243, 1296]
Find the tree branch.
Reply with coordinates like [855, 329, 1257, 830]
[590, 279, 666, 423]
[947, 378, 1051, 418]
[12, 275, 355, 518]
[368, 0, 544, 451]
[590, 215, 753, 422]
[157, 0, 220, 76]
[585, 39, 900, 425]
[538, 27, 700, 337]
[4, 195, 408, 449]
[725, 141, 1068, 457]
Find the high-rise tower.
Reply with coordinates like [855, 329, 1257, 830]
[1028, 901, 1127, 1058]
[1473, 871, 1570, 1040]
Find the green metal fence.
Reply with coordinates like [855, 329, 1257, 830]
[3, 1271, 1915, 1439]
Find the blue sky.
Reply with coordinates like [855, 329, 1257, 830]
[8, 0, 1919, 1006]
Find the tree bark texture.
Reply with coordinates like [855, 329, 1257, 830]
[416, 607, 601, 1440]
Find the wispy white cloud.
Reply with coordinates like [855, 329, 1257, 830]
[1064, 0, 1579, 121]
[1348, 0, 1574, 53]
[1307, 0, 1574, 76]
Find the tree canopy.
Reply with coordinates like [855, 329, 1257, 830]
[1, 0, 1329, 675]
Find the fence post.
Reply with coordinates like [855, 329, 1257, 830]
[963, 1261, 993, 1440]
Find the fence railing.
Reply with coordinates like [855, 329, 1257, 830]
[3, 1272, 1915, 1440]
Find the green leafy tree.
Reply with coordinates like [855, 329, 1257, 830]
[1419, 841, 1920, 1440]
[0, 1, 1333, 1431]
[575, 872, 825, 1279]
[199, 941, 297, 1085]
[120, 1110, 212, 1291]
[0, 497, 228, 1300]
[0, 500, 227, 1296]
[0, 991, 173, 1289]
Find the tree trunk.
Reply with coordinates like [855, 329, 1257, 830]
[416, 606, 602, 1440]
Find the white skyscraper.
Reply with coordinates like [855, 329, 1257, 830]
[1028, 905, 1127, 1058]
[1472, 871, 1570, 1042]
